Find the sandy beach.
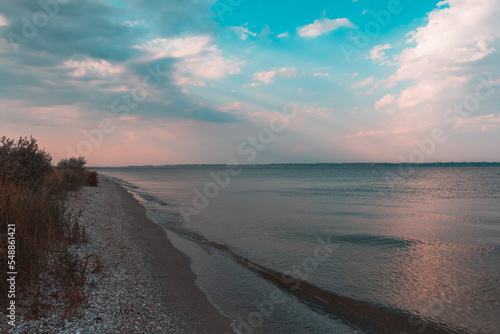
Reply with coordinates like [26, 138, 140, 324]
[8, 176, 233, 333]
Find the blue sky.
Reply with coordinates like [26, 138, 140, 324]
[0, 0, 499, 166]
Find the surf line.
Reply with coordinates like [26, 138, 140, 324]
[157, 211, 465, 334]
[194, 236, 464, 334]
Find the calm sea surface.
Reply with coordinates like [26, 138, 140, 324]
[97, 165, 500, 333]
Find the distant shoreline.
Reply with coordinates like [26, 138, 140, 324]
[91, 162, 500, 169]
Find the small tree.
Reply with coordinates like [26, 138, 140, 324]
[0, 136, 52, 188]
[57, 156, 87, 170]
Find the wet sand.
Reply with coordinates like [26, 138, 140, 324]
[108, 177, 234, 333]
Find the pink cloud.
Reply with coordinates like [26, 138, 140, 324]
[457, 113, 500, 131]
[217, 101, 243, 112]
[292, 145, 306, 155]
[0, 14, 8, 26]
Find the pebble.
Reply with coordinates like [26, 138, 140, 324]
[8, 177, 198, 334]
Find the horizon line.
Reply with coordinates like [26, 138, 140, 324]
[89, 161, 500, 168]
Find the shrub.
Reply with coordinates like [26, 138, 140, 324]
[0, 136, 52, 188]
[0, 137, 99, 315]
[85, 171, 98, 187]
[63, 170, 84, 191]
[56, 157, 87, 171]
[56, 156, 99, 191]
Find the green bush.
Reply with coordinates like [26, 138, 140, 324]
[0, 137, 98, 313]
[0, 136, 52, 188]
[57, 157, 87, 171]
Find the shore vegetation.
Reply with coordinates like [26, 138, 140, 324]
[0, 136, 99, 317]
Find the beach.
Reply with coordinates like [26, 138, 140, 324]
[1, 0, 498, 332]
[8, 176, 233, 333]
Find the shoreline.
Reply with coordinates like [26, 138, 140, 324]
[110, 177, 234, 333]
[7, 176, 233, 333]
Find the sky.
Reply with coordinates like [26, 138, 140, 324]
[0, 0, 499, 166]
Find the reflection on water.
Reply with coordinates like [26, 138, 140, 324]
[98, 166, 500, 333]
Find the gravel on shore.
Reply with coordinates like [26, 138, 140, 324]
[4, 176, 231, 333]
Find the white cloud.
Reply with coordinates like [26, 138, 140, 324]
[375, 94, 395, 111]
[173, 46, 243, 86]
[137, 35, 243, 86]
[277, 32, 289, 38]
[297, 17, 355, 38]
[124, 20, 144, 27]
[351, 76, 374, 88]
[63, 58, 123, 77]
[391, 0, 499, 85]
[230, 25, 257, 40]
[249, 67, 301, 86]
[135, 36, 212, 59]
[350, 0, 500, 146]
[313, 73, 330, 77]
[259, 25, 273, 38]
[369, 44, 392, 63]
[388, 0, 500, 110]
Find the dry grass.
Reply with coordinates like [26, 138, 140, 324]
[0, 141, 101, 318]
[0, 181, 67, 289]
[55, 250, 90, 318]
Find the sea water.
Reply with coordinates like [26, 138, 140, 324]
[97, 165, 500, 333]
